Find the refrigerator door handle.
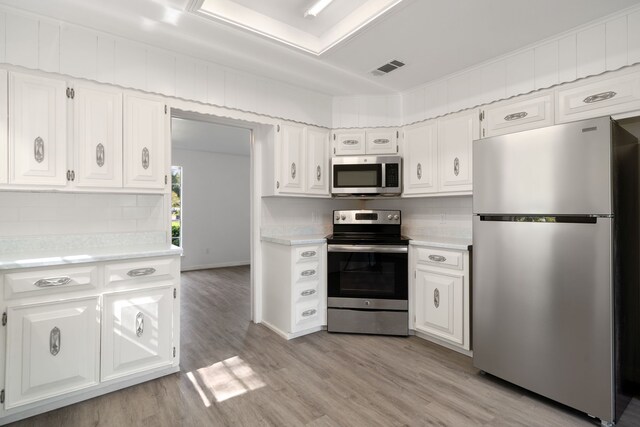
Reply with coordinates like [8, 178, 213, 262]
[479, 215, 598, 224]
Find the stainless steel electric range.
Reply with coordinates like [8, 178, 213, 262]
[326, 210, 409, 336]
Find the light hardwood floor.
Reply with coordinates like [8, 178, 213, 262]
[9, 265, 640, 426]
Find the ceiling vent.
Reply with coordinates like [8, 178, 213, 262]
[370, 60, 405, 76]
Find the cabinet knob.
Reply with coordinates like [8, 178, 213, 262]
[301, 250, 316, 258]
[34, 136, 45, 163]
[291, 162, 296, 179]
[428, 254, 446, 262]
[276, 181, 280, 189]
[342, 139, 358, 146]
[316, 165, 321, 182]
[433, 288, 440, 308]
[417, 163, 422, 180]
[301, 269, 316, 277]
[373, 138, 389, 145]
[302, 309, 317, 317]
[127, 267, 156, 277]
[96, 143, 105, 167]
[50, 327, 61, 356]
[136, 312, 145, 337]
[453, 157, 460, 176]
[301, 289, 316, 297]
[34, 276, 72, 287]
[142, 147, 150, 170]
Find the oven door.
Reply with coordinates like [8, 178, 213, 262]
[327, 244, 408, 309]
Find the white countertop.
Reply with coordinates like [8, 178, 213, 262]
[0, 244, 183, 270]
[408, 235, 472, 251]
[261, 234, 327, 246]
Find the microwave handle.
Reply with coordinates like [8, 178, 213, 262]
[381, 163, 386, 188]
[328, 245, 408, 254]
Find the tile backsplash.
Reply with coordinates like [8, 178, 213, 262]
[0, 192, 167, 237]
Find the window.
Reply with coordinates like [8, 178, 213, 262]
[171, 166, 183, 247]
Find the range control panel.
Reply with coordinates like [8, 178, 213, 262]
[333, 210, 401, 225]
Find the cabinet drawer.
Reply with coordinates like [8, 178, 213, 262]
[556, 71, 640, 123]
[482, 93, 553, 138]
[416, 248, 463, 270]
[293, 281, 320, 304]
[105, 257, 178, 287]
[294, 245, 322, 263]
[4, 265, 98, 299]
[293, 262, 320, 282]
[293, 300, 321, 328]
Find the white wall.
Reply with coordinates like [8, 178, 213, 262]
[172, 148, 251, 270]
[0, 6, 332, 127]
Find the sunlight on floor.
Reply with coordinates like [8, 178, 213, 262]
[186, 356, 266, 406]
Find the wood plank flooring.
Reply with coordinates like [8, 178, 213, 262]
[9, 265, 640, 426]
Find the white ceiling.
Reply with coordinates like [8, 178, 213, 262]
[171, 118, 251, 156]
[2, 0, 640, 95]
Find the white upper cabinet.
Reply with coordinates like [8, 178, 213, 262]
[333, 130, 366, 156]
[403, 121, 438, 196]
[437, 110, 478, 193]
[9, 72, 67, 186]
[278, 122, 306, 194]
[480, 92, 554, 138]
[0, 70, 7, 184]
[556, 69, 640, 123]
[123, 93, 167, 190]
[305, 127, 329, 196]
[365, 129, 398, 155]
[73, 83, 123, 188]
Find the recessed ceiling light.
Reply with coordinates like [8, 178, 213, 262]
[304, 0, 334, 18]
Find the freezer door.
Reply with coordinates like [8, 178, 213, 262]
[473, 117, 612, 215]
[473, 216, 614, 422]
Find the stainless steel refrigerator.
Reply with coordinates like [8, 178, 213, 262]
[472, 117, 639, 426]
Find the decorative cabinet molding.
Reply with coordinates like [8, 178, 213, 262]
[73, 83, 123, 188]
[9, 72, 67, 186]
[0, 255, 180, 422]
[123, 93, 167, 190]
[480, 92, 554, 138]
[403, 121, 438, 195]
[410, 244, 470, 353]
[305, 127, 330, 195]
[262, 242, 327, 339]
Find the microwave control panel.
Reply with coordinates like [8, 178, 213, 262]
[385, 164, 399, 188]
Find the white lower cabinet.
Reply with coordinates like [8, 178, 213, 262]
[262, 242, 327, 339]
[5, 297, 100, 409]
[101, 286, 174, 381]
[410, 244, 470, 353]
[0, 254, 180, 422]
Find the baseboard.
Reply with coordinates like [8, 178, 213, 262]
[259, 320, 324, 340]
[413, 329, 473, 357]
[181, 261, 250, 272]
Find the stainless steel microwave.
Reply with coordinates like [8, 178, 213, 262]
[331, 156, 402, 196]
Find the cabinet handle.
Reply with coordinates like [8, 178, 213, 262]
[302, 309, 317, 317]
[373, 138, 389, 145]
[34, 276, 72, 287]
[428, 254, 447, 262]
[96, 143, 105, 167]
[34, 136, 45, 163]
[316, 165, 321, 182]
[136, 312, 144, 337]
[417, 163, 422, 180]
[71, 170, 75, 181]
[301, 269, 316, 277]
[127, 267, 156, 277]
[453, 157, 460, 176]
[301, 289, 316, 297]
[142, 147, 150, 170]
[504, 111, 528, 121]
[291, 162, 296, 179]
[50, 327, 61, 356]
[342, 139, 358, 146]
[301, 250, 317, 258]
[433, 288, 440, 308]
[276, 180, 280, 189]
[583, 91, 617, 104]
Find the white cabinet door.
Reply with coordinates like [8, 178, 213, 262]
[9, 73, 67, 186]
[278, 123, 305, 194]
[0, 70, 7, 184]
[403, 121, 438, 195]
[123, 93, 167, 190]
[414, 269, 464, 345]
[4, 297, 100, 409]
[306, 127, 329, 195]
[365, 129, 398, 155]
[101, 286, 174, 381]
[333, 130, 366, 156]
[556, 70, 640, 123]
[481, 93, 554, 138]
[73, 83, 123, 188]
[437, 110, 478, 193]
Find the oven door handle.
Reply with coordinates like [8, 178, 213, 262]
[327, 244, 408, 254]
